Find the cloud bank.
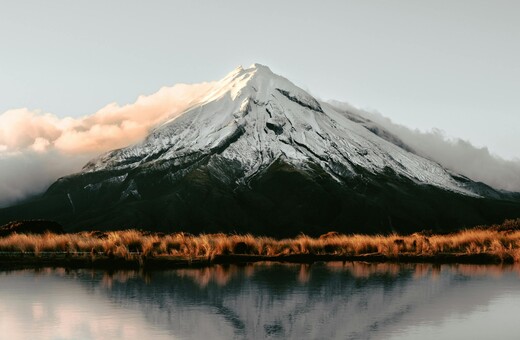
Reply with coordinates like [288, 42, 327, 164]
[0, 82, 214, 207]
[329, 101, 520, 192]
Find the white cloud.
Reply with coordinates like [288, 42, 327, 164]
[0, 151, 93, 207]
[329, 101, 520, 192]
[0, 82, 215, 207]
[0, 82, 214, 155]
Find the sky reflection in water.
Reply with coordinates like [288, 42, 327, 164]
[1, 262, 520, 340]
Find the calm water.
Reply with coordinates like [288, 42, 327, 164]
[1, 262, 520, 340]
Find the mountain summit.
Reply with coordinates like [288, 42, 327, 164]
[1, 64, 519, 235]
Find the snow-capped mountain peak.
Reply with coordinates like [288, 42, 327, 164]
[83, 64, 474, 196]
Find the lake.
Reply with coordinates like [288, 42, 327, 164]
[1, 262, 520, 339]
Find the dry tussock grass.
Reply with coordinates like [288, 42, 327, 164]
[1, 219, 520, 261]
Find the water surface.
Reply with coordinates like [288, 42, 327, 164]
[1, 262, 520, 339]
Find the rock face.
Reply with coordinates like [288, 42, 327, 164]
[1, 64, 519, 236]
[0, 220, 64, 237]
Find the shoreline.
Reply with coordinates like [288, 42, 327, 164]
[2, 220, 520, 270]
[0, 251, 514, 271]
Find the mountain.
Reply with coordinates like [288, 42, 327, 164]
[1, 64, 519, 236]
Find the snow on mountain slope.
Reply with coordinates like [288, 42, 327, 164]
[83, 64, 475, 196]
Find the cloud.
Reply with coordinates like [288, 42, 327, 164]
[0, 82, 215, 207]
[0, 151, 92, 207]
[0, 82, 215, 155]
[329, 101, 520, 192]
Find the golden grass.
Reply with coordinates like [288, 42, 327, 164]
[1, 219, 520, 262]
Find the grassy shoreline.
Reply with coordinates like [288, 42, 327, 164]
[2, 220, 520, 269]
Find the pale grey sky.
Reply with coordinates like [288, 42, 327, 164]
[1, 0, 519, 159]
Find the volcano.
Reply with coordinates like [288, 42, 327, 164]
[2, 64, 519, 236]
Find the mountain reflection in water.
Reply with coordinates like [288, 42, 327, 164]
[1, 262, 520, 340]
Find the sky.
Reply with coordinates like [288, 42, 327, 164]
[0, 0, 519, 204]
